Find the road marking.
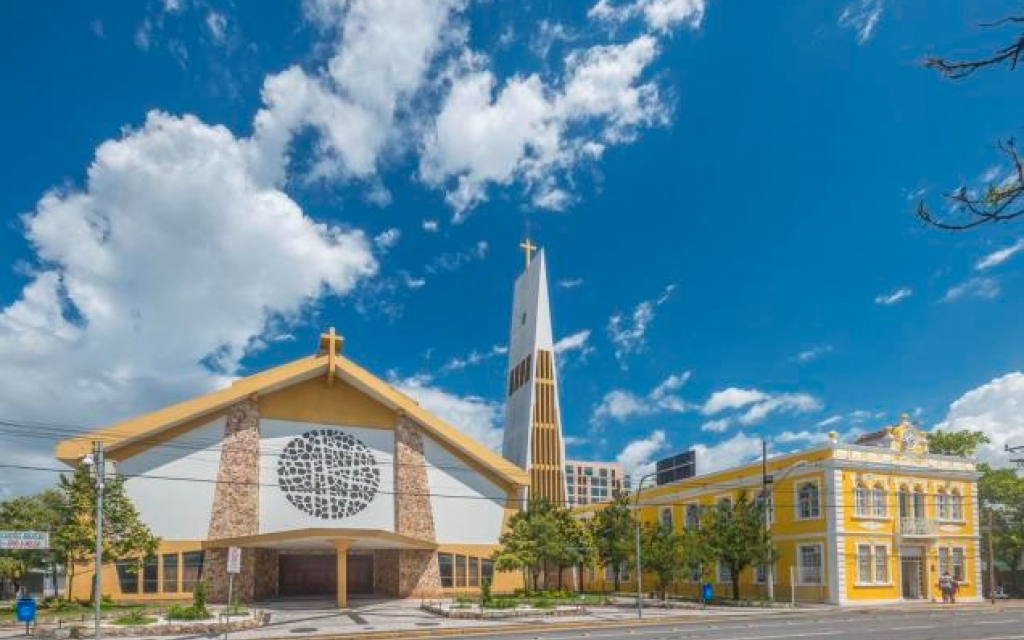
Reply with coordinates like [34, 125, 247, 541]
[889, 625, 937, 630]
[974, 619, 1021, 624]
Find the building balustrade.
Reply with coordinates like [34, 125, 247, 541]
[899, 517, 939, 536]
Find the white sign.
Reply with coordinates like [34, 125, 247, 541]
[0, 531, 49, 550]
[227, 546, 242, 574]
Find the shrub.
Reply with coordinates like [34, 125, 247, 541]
[167, 604, 202, 620]
[68, 626, 82, 639]
[191, 580, 209, 618]
[481, 577, 492, 606]
[113, 611, 156, 626]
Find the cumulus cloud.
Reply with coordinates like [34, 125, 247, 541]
[976, 239, 1024, 271]
[701, 418, 732, 433]
[933, 372, 1024, 468]
[702, 387, 769, 415]
[0, 110, 377, 445]
[773, 430, 831, 445]
[554, 329, 595, 363]
[838, 0, 884, 45]
[692, 431, 761, 475]
[421, 219, 439, 232]
[608, 284, 674, 365]
[616, 429, 668, 477]
[942, 277, 1000, 303]
[420, 32, 674, 217]
[373, 228, 401, 251]
[875, 287, 912, 305]
[391, 375, 503, 450]
[588, 0, 706, 33]
[701, 387, 822, 426]
[205, 11, 227, 43]
[592, 371, 692, 423]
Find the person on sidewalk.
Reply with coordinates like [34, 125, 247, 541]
[938, 572, 953, 603]
[950, 576, 959, 604]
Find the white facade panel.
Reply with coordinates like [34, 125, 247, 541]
[120, 418, 226, 540]
[259, 419, 395, 534]
[423, 434, 506, 544]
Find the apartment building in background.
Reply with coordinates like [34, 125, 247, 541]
[565, 460, 630, 506]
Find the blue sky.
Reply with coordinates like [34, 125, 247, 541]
[2, 0, 1024, 496]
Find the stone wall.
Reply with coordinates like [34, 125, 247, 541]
[205, 397, 261, 603]
[393, 415, 442, 597]
[253, 549, 279, 600]
[373, 550, 400, 597]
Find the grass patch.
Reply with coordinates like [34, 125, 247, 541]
[112, 612, 157, 626]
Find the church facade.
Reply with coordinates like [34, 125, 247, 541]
[55, 330, 528, 606]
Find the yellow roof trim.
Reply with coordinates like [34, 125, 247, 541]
[54, 352, 528, 488]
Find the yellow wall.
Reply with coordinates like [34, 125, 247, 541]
[68, 540, 203, 602]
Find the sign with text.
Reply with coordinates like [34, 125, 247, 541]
[227, 546, 242, 574]
[0, 531, 49, 550]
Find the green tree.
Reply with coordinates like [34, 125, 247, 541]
[639, 523, 707, 601]
[550, 507, 595, 590]
[53, 464, 159, 600]
[929, 430, 991, 457]
[0, 489, 69, 594]
[492, 498, 558, 592]
[588, 493, 633, 591]
[702, 493, 774, 601]
[978, 463, 1024, 593]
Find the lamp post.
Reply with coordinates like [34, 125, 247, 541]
[1007, 444, 1023, 468]
[762, 457, 812, 604]
[633, 472, 657, 620]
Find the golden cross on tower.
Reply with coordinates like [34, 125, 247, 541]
[519, 238, 537, 268]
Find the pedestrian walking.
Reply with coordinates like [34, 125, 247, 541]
[950, 576, 959, 604]
[939, 572, 953, 603]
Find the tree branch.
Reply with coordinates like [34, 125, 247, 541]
[923, 15, 1024, 79]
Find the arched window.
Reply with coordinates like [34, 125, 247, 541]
[685, 505, 701, 529]
[797, 482, 820, 519]
[854, 483, 868, 517]
[871, 484, 886, 518]
[950, 489, 963, 521]
[898, 485, 910, 519]
[913, 486, 926, 519]
[936, 489, 949, 520]
[660, 507, 673, 530]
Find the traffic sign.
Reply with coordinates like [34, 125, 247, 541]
[227, 546, 242, 574]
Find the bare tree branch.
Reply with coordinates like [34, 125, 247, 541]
[923, 15, 1024, 79]
[917, 138, 1024, 231]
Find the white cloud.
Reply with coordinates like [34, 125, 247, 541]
[976, 239, 1024, 271]
[373, 228, 401, 251]
[875, 287, 912, 305]
[838, 0, 884, 45]
[702, 387, 769, 415]
[792, 344, 833, 364]
[162, 0, 182, 12]
[701, 418, 732, 433]
[737, 393, 822, 426]
[422, 219, 439, 232]
[0, 111, 377, 466]
[817, 415, 843, 428]
[420, 34, 672, 217]
[588, 0, 706, 33]
[554, 329, 594, 359]
[440, 344, 508, 374]
[205, 11, 227, 43]
[392, 375, 503, 450]
[942, 277, 1000, 303]
[933, 372, 1024, 468]
[424, 241, 489, 274]
[773, 430, 831, 445]
[558, 277, 584, 289]
[692, 432, 761, 475]
[608, 284, 674, 365]
[592, 371, 692, 423]
[399, 271, 426, 289]
[617, 429, 668, 476]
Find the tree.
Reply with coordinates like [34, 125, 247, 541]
[639, 523, 706, 601]
[0, 489, 68, 598]
[492, 498, 558, 592]
[917, 15, 1024, 230]
[53, 464, 159, 600]
[702, 493, 774, 601]
[588, 493, 633, 591]
[550, 508, 595, 590]
[928, 430, 991, 457]
[978, 463, 1024, 594]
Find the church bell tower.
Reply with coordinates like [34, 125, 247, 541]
[501, 240, 568, 506]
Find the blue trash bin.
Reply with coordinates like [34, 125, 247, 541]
[701, 582, 713, 603]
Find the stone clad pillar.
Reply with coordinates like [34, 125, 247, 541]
[205, 397, 261, 603]
[335, 540, 350, 608]
[393, 414, 442, 597]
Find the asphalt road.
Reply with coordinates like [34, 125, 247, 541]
[425, 606, 1024, 640]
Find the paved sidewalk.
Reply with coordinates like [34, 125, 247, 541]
[0, 598, 814, 640]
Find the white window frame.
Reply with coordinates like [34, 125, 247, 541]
[939, 546, 967, 584]
[854, 483, 869, 517]
[936, 489, 949, 521]
[753, 562, 776, 585]
[795, 481, 821, 520]
[856, 544, 872, 584]
[871, 484, 887, 518]
[717, 561, 733, 584]
[797, 543, 824, 586]
[873, 545, 889, 584]
[950, 490, 964, 521]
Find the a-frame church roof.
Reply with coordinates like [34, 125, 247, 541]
[55, 330, 529, 488]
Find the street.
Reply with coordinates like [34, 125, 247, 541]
[420, 606, 1024, 640]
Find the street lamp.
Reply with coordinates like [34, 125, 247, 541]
[1006, 444, 1023, 468]
[632, 471, 657, 620]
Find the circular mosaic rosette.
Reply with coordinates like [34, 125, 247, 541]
[277, 429, 381, 519]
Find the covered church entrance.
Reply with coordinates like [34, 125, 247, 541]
[277, 552, 375, 598]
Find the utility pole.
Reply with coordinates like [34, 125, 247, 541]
[633, 472, 656, 620]
[92, 441, 105, 640]
[762, 439, 774, 602]
[988, 506, 996, 605]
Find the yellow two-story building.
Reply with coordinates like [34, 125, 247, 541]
[578, 417, 982, 605]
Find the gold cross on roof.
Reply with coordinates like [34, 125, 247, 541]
[519, 238, 537, 268]
[319, 327, 344, 355]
